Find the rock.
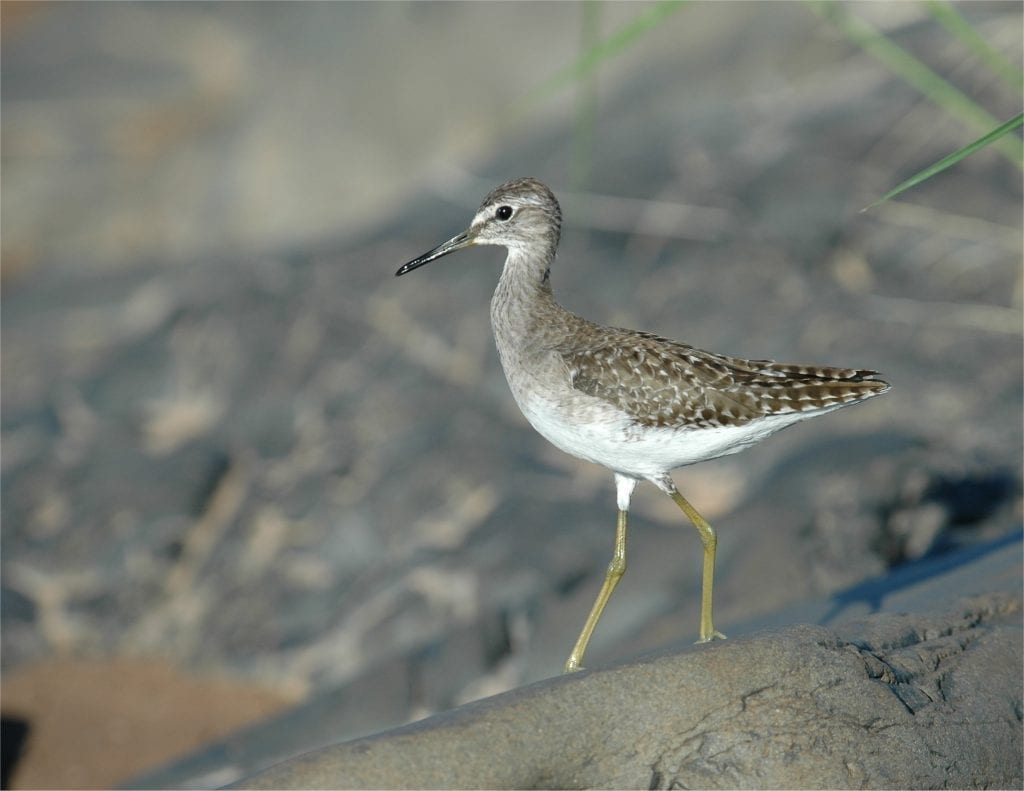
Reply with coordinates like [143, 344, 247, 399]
[235, 592, 1021, 790]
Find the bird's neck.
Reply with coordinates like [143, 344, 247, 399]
[490, 248, 567, 353]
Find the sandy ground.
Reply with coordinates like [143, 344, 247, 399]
[2, 657, 295, 789]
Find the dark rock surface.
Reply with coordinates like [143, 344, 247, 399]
[236, 592, 1021, 790]
[129, 533, 1021, 789]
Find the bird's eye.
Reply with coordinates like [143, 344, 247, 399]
[495, 205, 513, 221]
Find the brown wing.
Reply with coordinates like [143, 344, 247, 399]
[558, 328, 889, 429]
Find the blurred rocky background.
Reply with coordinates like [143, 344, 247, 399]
[1, 2, 1021, 788]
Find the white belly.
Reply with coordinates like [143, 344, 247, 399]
[516, 388, 834, 482]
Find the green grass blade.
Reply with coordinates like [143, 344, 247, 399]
[513, 0, 688, 115]
[571, 2, 603, 191]
[863, 112, 1024, 210]
[925, 0, 1024, 91]
[808, 0, 1022, 164]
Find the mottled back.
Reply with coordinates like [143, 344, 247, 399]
[559, 326, 889, 429]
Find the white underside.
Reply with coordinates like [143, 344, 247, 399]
[517, 388, 841, 486]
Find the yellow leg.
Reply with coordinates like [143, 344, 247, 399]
[564, 508, 628, 673]
[669, 489, 727, 643]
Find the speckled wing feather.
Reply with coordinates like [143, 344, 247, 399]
[558, 327, 890, 429]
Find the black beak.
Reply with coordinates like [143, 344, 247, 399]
[395, 231, 475, 277]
